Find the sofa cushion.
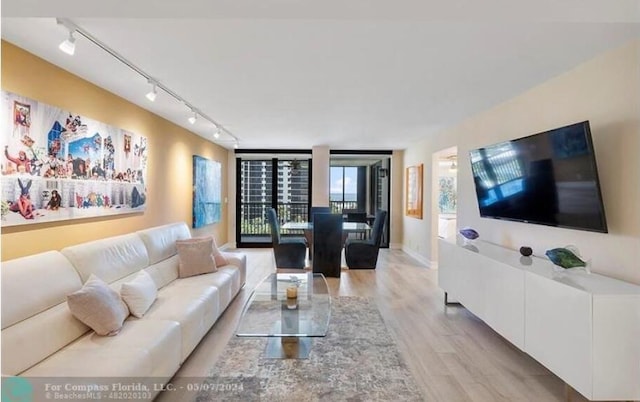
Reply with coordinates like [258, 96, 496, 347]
[212, 237, 229, 267]
[176, 237, 217, 278]
[62, 233, 149, 284]
[2, 303, 89, 375]
[137, 222, 191, 265]
[145, 255, 179, 290]
[221, 251, 247, 287]
[172, 271, 236, 314]
[144, 283, 220, 361]
[22, 346, 152, 378]
[1, 251, 83, 329]
[67, 275, 130, 336]
[120, 271, 157, 318]
[22, 319, 180, 378]
[1, 251, 89, 376]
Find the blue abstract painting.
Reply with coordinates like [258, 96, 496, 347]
[192, 155, 221, 228]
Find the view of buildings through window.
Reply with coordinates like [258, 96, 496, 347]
[239, 159, 309, 241]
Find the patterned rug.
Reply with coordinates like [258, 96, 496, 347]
[196, 296, 423, 402]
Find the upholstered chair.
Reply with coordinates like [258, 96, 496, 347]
[267, 208, 307, 269]
[344, 210, 387, 269]
[304, 206, 332, 259]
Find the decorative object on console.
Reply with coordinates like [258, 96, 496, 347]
[545, 247, 586, 269]
[519, 246, 533, 257]
[459, 227, 479, 240]
[1, 90, 148, 227]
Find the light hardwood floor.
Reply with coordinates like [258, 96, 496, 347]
[158, 248, 593, 402]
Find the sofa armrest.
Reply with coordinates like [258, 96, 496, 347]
[221, 251, 247, 286]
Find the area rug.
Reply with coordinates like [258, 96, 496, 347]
[196, 296, 423, 402]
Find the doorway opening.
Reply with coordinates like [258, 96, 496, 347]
[432, 146, 458, 263]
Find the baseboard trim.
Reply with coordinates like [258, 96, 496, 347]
[401, 246, 433, 268]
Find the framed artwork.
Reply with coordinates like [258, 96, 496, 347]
[192, 155, 222, 228]
[1, 91, 148, 227]
[405, 164, 423, 219]
[438, 176, 457, 214]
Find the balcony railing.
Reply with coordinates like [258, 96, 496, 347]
[240, 200, 360, 240]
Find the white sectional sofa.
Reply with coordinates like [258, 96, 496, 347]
[1, 222, 246, 399]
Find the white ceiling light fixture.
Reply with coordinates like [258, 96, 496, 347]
[234, 142, 239, 149]
[57, 19, 76, 55]
[188, 111, 197, 125]
[213, 129, 220, 139]
[145, 80, 157, 102]
[53, 18, 240, 148]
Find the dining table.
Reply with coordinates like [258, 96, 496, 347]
[282, 221, 372, 276]
[281, 221, 371, 232]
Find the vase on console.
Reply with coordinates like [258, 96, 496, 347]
[546, 245, 591, 274]
[459, 227, 479, 245]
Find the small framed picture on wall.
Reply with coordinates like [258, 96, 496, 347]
[405, 163, 423, 219]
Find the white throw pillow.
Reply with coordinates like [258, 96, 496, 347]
[120, 270, 158, 318]
[67, 274, 129, 336]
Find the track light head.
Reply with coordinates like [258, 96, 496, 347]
[188, 111, 197, 125]
[59, 31, 76, 55]
[145, 82, 157, 102]
[234, 142, 239, 149]
[213, 130, 220, 139]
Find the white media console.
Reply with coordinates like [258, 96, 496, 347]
[438, 237, 640, 401]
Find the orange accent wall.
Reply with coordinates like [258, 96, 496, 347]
[1, 41, 230, 261]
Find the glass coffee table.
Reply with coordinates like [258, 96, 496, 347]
[236, 272, 331, 358]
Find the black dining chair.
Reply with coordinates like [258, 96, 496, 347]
[267, 208, 307, 269]
[344, 210, 387, 269]
[344, 210, 368, 240]
[304, 206, 332, 259]
[312, 213, 344, 277]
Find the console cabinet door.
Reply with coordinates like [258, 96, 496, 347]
[438, 240, 484, 316]
[482, 260, 525, 350]
[592, 295, 640, 400]
[525, 272, 592, 398]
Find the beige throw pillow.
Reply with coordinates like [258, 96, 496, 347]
[120, 270, 157, 318]
[212, 237, 229, 267]
[176, 237, 217, 278]
[67, 274, 130, 336]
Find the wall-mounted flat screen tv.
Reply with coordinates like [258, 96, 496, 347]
[469, 121, 608, 233]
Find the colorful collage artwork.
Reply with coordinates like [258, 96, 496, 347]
[0, 91, 148, 227]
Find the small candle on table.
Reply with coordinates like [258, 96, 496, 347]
[286, 286, 298, 299]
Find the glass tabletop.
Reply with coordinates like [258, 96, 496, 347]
[281, 222, 370, 231]
[236, 273, 331, 337]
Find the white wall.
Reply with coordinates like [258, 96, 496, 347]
[404, 40, 640, 284]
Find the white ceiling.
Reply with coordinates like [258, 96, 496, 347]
[2, 1, 639, 150]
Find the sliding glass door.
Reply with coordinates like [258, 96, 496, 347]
[236, 156, 310, 247]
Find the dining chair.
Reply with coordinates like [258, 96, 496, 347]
[267, 208, 307, 269]
[344, 210, 387, 269]
[305, 206, 332, 259]
[312, 213, 344, 277]
[344, 210, 368, 240]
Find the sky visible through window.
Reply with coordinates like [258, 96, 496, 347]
[330, 166, 358, 201]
